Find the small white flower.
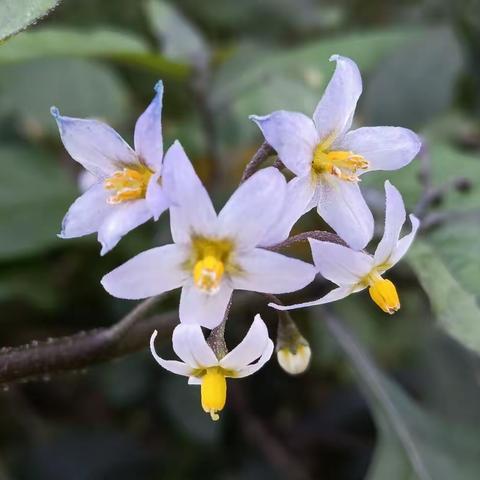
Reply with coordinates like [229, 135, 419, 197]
[52, 81, 168, 255]
[251, 55, 421, 250]
[101, 142, 316, 328]
[271, 181, 420, 314]
[150, 314, 274, 421]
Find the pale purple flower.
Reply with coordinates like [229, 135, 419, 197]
[150, 314, 273, 420]
[251, 55, 421, 250]
[52, 81, 168, 255]
[271, 181, 420, 314]
[101, 141, 316, 329]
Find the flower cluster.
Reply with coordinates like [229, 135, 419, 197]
[52, 55, 421, 420]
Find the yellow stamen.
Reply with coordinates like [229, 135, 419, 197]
[201, 367, 227, 421]
[104, 166, 153, 204]
[367, 273, 400, 314]
[193, 255, 225, 294]
[312, 145, 368, 182]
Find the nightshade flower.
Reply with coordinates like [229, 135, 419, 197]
[101, 142, 316, 328]
[52, 81, 168, 255]
[150, 314, 274, 421]
[271, 181, 420, 314]
[250, 55, 421, 250]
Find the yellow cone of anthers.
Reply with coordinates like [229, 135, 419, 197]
[104, 166, 153, 204]
[368, 277, 400, 314]
[201, 367, 227, 421]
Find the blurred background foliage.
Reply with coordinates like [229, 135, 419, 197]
[0, 0, 480, 479]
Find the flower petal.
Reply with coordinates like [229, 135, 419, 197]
[309, 238, 373, 286]
[50, 107, 137, 177]
[162, 141, 218, 243]
[134, 81, 164, 170]
[101, 244, 188, 299]
[269, 285, 356, 311]
[231, 248, 316, 293]
[218, 167, 287, 249]
[337, 127, 421, 173]
[316, 175, 374, 250]
[259, 174, 316, 247]
[387, 214, 420, 268]
[313, 55, 362, 147]
[150, 330, 193, 376]
[374, 181, 406, 266]
[98, 200, 152, 255]
[234, 339, 274, 378]
[220, 314, 270, 370]
[146, 170, 169, 221]
[179, 281, 233, 329]
[249, 111, 318, 176]
[59, 182, 111, 239]
[172, 324, 218, 368]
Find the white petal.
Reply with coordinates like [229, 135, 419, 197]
[150, 330, 193, 376]
[162, 141, 218, 243]
[337, 127, 421, 173]
[59, 182, 111, 239]
[309, 238, 373, 286]
[101, 244, 188, 299]
[220, 314, 270, 370]
[316, 176, 374, 250]
[313, 55, 362, 147]
[259, 174, 316, 247]
[98, 200, 152, 255]
[146, 170, 169, 221]
[172, 324, 218, 368]
[388, 215, 420, 268]
[313, 55, 362, 148]
[232, 248, 316, 294]
[374, 181, 406, 266]
[218, 167, 286, 249]
[50, 107, 137, 177]
[269, 285, 356, 311]
[234, 339, 274, 378]
[188, 377, 201, 385]
[134, 81, 164, 170]
[179, 281, 233, 329]
[250, 111, 318, 176]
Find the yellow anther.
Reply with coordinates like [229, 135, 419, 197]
[312, 145, 368, 182]
[193, 255, 225, 294]
[368, 277, 400, 314]
[201, 368, 227, 421]
[104, 166, 152, 204]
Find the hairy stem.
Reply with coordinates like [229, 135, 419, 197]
[240, 142, 275, 183]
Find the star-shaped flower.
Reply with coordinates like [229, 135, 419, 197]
[52, 81, 168, 255]
[150, 314, 273, 421]
[271, 181, 420, 314]
[101, 142, 316, 328]
[251, 55, 421, 250]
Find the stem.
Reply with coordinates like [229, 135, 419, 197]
[240, 142, 275, 183]
[266, 230, 347, 251]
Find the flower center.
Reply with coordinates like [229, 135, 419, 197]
[312, 145, 368, 182]
[104, 166, 153, 204]
[201, 367, 227, 421]
[366, 271, 400, 314]
[189, 236, 236, 295]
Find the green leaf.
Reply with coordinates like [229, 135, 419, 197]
[0, 144, 76, 259]
[408, 237, 480, 353]
[144, 0, 209, 66]
[0, 0, 61, 40]
[324, 315, 480, 480]
[0, 27, 190, 78]
[0, 58, 132, 137]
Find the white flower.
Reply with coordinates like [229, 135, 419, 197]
[52, 81, 168, 255]
[101, 142, 316, 328]
[250, 55, 421, 250]
[271, 181, 420, 314]
[277, 344, 311, 375]
[150, 314, 274, 421]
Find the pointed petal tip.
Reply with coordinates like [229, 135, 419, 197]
[329, 54, 340, 62]
[268, 302, 285, 310]
[154, 80, 164, 93]
[50, 106, 60, 119]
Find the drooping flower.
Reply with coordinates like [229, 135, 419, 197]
[101, 142, 316, 328]
[150, 314, 274, 421]
[250, 55, 421, 250]
[270, 181, 420, 314]
[52, 81, 168, 255]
